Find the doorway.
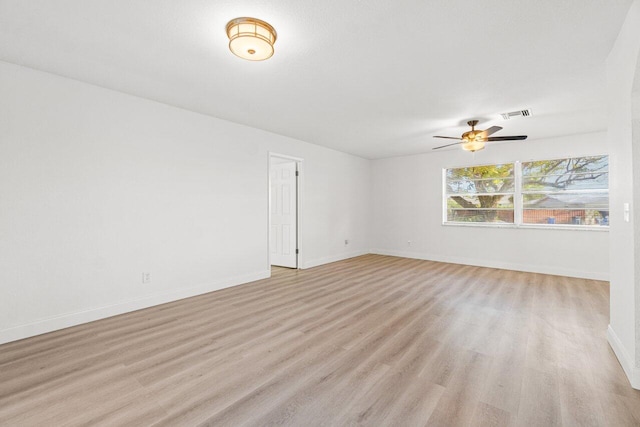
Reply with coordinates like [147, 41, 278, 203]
[269, 154, 302, 269]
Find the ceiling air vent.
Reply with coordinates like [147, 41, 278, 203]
[501, 109, 532, 120]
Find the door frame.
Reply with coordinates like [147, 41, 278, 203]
[268, 152, 304, 270]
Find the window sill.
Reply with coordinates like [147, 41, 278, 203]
[442, 222, 609, 231]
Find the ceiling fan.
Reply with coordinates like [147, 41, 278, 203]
[432, 120, 527, 152]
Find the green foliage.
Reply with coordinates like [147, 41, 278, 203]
[447, 163, 513, 194]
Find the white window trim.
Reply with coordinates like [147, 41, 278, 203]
[442, 157, 609, 231]
[515, 160, 523, 225]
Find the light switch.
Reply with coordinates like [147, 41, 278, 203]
[624, 203, 630, 222]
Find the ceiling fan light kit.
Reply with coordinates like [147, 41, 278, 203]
[226, 17, 277, 61]
[462, 140, 485, 152]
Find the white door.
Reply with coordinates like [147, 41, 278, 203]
[270, 161, 297, 268]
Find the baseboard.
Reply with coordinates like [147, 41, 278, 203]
[302, 250, 369, 269]
[607, 325, 640, 389]
[369, 249, 609, 281]
[0, 270, 271, 346]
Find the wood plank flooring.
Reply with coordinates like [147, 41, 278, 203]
[1, 254, 639, 426]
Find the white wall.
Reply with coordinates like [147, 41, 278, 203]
[606, 0, 640, 389]
[371, 132, 609, 281]
[635, 64, 640, 373]
[0, 61, 370, 344]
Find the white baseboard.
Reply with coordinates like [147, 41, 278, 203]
[302, 250, 369, 269]
[0, 270, 270, 346]
[607, 325, 640, 389]
[370, 249, 609, 281]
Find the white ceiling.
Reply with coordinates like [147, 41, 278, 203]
[0, 1, 632, 159]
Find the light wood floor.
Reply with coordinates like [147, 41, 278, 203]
[1, 255, 639, 426]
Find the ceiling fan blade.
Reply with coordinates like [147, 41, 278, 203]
[433, 136, 463, 140]
[481, 126, 502, 137]
[433, 141, 464, 150]
[486, 135, 528, 141]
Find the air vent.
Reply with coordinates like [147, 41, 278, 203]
[501, 109, 532, 120]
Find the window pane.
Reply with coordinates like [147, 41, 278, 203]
[447, 195, 514, 209]
[446, 164, 514, 195]
[447, 164, 514, 179]
[447, 178, 514, 194]
[522, 172, 608, 191]
[522, 156, 608, 191]
[523, 209, 609, 226]
[523, 192, 609, 209]
[447, 209, 514, 223]
[522, 156, 608, 175]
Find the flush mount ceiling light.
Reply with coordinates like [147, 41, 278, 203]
[226, 17, 277, 61]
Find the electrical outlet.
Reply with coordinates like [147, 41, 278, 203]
[344, 239, 349, 245]
[142, 272, 151, 284]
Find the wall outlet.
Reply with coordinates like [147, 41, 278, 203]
[344, 239, 349, 245]
[142, 272, 151, 284]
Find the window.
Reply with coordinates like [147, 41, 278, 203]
[445, 164, 515, 224]
[444, 155, 609, 228]
[521, 156, 608, 226]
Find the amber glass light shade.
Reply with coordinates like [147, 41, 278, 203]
[461, 140, 485, 152]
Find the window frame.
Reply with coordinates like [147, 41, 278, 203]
[442, 155, 609, 231]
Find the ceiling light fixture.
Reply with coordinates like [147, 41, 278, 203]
[226, 17, 277, 61]
[461, 140, 485, 152]
[461, 124, 485, 152]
